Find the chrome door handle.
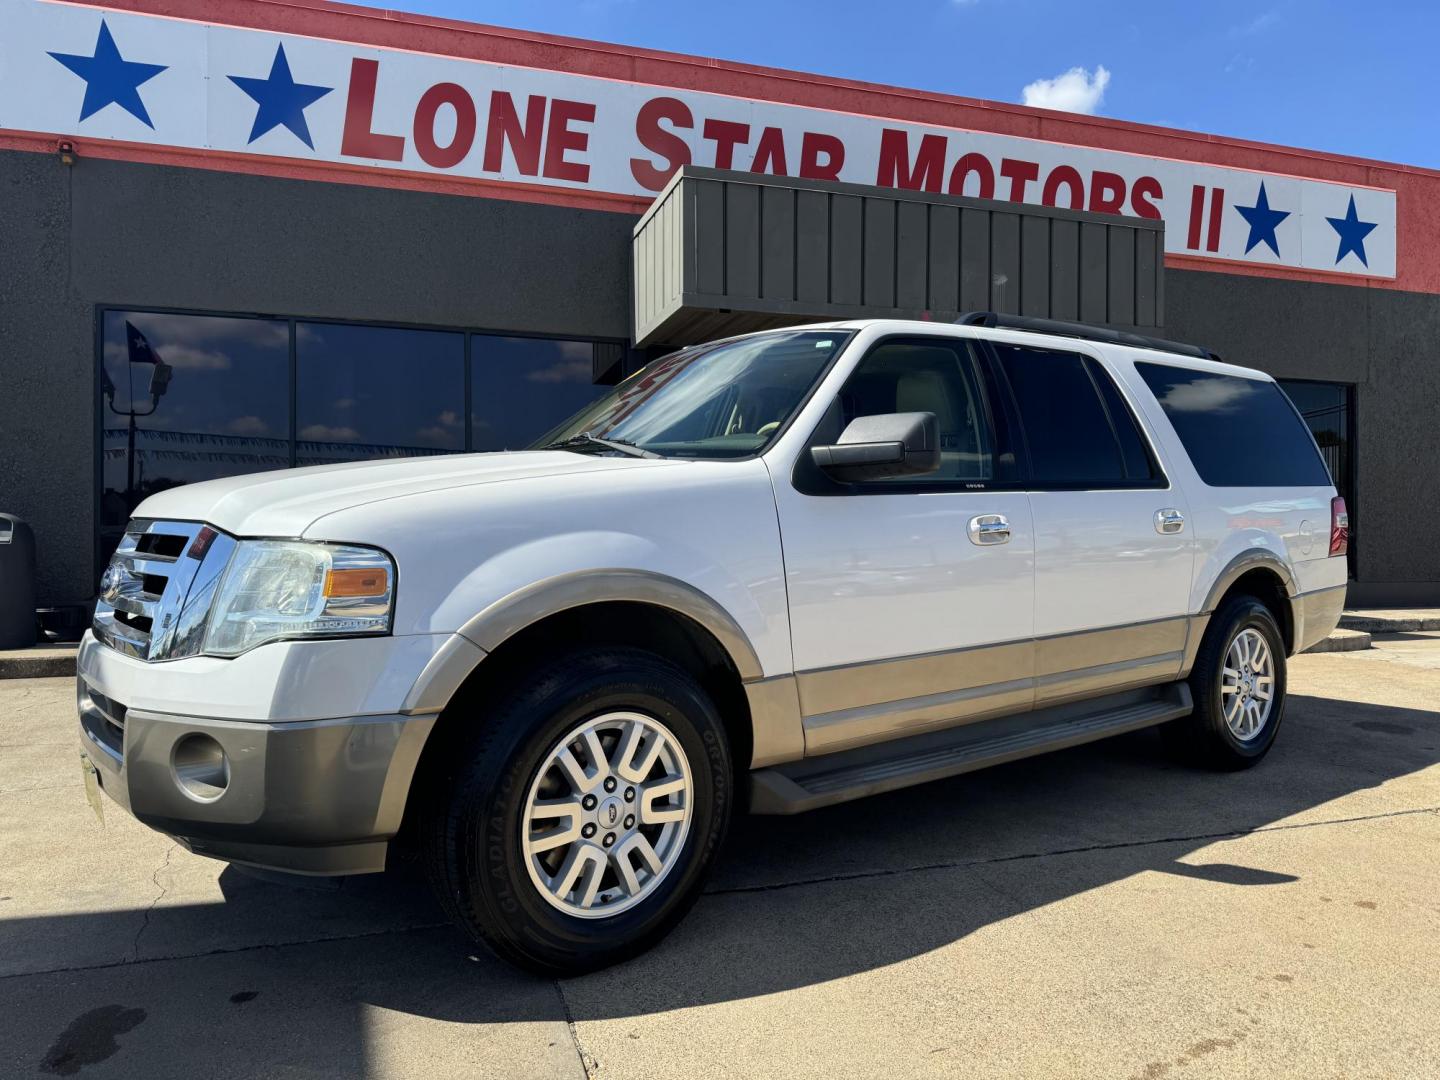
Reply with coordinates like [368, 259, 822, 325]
[968, 514, 1011, 546]
[1155, 508, 1185, 535]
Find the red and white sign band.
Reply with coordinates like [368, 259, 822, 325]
[3, 0, 1397, 279]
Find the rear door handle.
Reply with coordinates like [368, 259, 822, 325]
[968, 514, 1011, 546]
[1155, 508, 1185, 535]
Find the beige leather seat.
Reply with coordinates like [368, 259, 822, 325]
[895, 367, 989, 480]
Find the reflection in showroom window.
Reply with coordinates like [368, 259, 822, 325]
[296, 322, 465, 465]
[98, 312, 615, 565]
[472, 335, 609, 452]
[100, 311, 289, 538]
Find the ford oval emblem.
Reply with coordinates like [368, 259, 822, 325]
[99, 565, 124, 602]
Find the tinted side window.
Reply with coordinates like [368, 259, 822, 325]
[1136, 363, 1332, 487]
[996, 345, 1136, 487]
[1088, 358, 1161, 483]
[838, 338, 994, 483]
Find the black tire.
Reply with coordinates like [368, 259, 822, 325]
[1164, 594, 1288, 770]
[421, 647, 732, 975]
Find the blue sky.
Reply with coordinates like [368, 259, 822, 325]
[348, 0, 1439, 168]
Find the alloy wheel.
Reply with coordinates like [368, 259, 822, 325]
[520, 711, 693, 918]
[1221, 627, 1276, 741]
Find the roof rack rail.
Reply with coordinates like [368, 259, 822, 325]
[955, 312, 1220, 363]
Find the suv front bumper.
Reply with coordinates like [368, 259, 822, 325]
[77, 646, 437, 876]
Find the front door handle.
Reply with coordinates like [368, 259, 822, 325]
[968, 514, 1011, 546]
[1155, 508, 1185, 535]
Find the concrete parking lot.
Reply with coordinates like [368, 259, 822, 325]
[3, 638, 1438, 1079]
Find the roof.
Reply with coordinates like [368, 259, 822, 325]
[778, 318, 1267, 378]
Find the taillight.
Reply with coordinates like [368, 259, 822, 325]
[1329, 496, 1349, 557]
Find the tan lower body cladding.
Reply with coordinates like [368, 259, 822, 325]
[796, 616, 1196, 756]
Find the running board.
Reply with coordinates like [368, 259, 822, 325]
[748, 682, 1192, 814]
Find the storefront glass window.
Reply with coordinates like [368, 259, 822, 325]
[471, 335, 608, 452]
[1277, 380, 1352, 495]
[100, 311, 289, 543]
[98, 309, 615, 568]
[1278, 378, 1356, 574]
[296, 323, 465, 465]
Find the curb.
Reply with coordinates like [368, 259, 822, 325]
[1304, 628, 1373, 654]
[1339, 613, 1440, 634]
[0, 648, 78, 680]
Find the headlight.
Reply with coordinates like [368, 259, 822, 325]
[203, 540, 394, 657]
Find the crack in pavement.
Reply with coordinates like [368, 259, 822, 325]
[0, 781, 85, 797]
[4, 803, 1435, 984]
[0, 922, 452, 983]
[0, 700, 73, 723]
[128, 844, 177, 963]
[554, 979, 599, 1079]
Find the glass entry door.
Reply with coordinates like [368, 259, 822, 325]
[1278, 379, 1355, 578]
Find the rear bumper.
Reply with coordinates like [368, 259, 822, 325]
[78, 680, 435, 876]
[1293, 583, 1348, 654]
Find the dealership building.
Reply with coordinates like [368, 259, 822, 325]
[3, 0, 1438, 615]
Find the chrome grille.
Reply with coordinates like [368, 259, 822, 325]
[93, 520, 237, 661]
[79, 682, 127, 759]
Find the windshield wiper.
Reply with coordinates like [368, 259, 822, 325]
[541, 431, 664, 459]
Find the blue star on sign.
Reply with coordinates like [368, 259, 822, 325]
[48, 20, 167, 128]
[1234, 181, 1291, 258]
[228, 44, 332, 150]
[1326, 195, 1378, 268]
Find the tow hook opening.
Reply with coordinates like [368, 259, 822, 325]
[172, 733, 230, 802]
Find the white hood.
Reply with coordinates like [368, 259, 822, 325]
[133, 451, 679, 537]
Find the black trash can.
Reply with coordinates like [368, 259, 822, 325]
[0, 514, 38, 649]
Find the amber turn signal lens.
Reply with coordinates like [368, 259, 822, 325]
[325, 567, 390, 597]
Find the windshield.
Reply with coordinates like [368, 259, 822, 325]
[535, 330, 850, 459]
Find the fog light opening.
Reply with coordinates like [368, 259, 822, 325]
[172, 734, 230, 802]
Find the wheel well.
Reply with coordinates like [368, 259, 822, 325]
[416, 600, 753, 785]
[1217, 568, 1294, 653]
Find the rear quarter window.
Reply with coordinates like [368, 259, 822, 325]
[1135, 362, 1332, 488]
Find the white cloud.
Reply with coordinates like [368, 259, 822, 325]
[557, 341, 594, 361]
[1158, 378, 1260, 414]
[226, 415, 270, 436]
[1232, 10, 1279, 37]
[1021, 65, 1111, 115]
[299, 423, 360, 442]
[415, 425, 456, 446]
[155, 346, 232, 371]
[103, 339, 230, 370]
[122, 313, 289, 351]
[528, 358, 593, 384]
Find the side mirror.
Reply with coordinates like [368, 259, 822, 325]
[810, 412, 940, 482]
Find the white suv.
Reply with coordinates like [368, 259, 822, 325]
[78, 315, 1348, 973]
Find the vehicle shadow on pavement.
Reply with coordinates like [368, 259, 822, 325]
[4, 690, 1438, 1076]
[566, 690, 1440, 1014]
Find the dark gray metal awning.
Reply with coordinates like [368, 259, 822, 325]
[632, 166, 1165, 347]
